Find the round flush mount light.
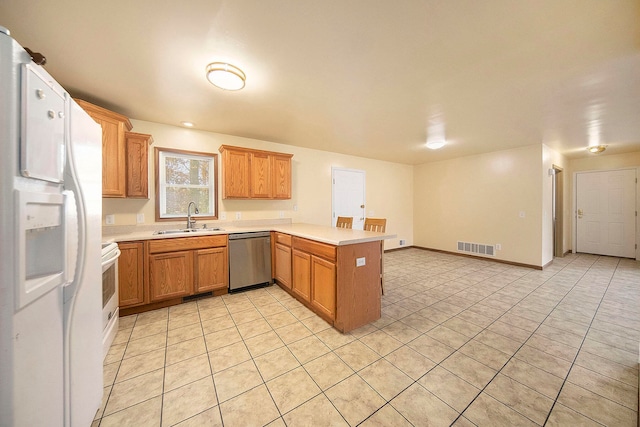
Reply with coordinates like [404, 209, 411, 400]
[181, 121, 194, 127]
[206, 62, 246, 91]
[587, 145, 606, 154]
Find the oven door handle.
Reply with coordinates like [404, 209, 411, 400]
[101, 247, 121, 269]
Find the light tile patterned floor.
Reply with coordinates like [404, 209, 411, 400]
[95, 249, 640, 426]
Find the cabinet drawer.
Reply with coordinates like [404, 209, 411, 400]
[275, 232, 292, 247]
[292, 237, 336, 262]
[148, 234, 228, 254]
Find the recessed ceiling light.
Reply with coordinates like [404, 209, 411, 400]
[587, 145, 606, 153]
[206, 62, 246, 91]
[181, 121, 194, 127]
[426, 139, 446, 150]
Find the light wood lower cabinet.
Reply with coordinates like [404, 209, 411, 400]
[146, 235, 228, 303]
[274, 242, 292, 289]
[148, 251, 194, 302]
[118, 242, 144, 307]
[290, 236, 337, 322]
[274, 234, 382, 332]
[195, 247, 228, 292]
[292, 249, 311, 301]
[310, 256, 336, 319]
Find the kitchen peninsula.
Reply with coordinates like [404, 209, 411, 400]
[106, 223, 396, 333]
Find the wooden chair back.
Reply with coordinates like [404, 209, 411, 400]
[336, 216, 353, 229]
[364, 217, 386, 233]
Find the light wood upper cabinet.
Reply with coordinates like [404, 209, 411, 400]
[250, 152, 272, 198]
[221, 148, 251, 198]
[118, 242, 145, 307]
[272, 154, 292, 199]
[219, 145, 293, 199]
[76, 100, 133, 198]
[125, 131, 153, 198]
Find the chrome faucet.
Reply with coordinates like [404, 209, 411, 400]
[187, 201, 199, 229]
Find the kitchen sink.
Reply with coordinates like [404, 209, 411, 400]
[153, 227, 223, 235]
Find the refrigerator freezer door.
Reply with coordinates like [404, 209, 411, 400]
[16, 190, 65, 310]
[20, 63, 65, 183]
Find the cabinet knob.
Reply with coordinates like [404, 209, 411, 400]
[36, 89, 45, 99]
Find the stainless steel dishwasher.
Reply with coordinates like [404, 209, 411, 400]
[228, 231, 272, 292]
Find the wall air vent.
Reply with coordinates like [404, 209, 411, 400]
[457, 241, 495, 257]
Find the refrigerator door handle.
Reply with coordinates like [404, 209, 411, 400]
[63, 190, 79, 288]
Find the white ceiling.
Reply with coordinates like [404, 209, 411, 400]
[2, 0, 639, 164]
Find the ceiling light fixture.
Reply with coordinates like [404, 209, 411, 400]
[181, 121, 194, 127]
[206, 62, 246, 91]
[426, 139, 446, 150]
[587, 145, 606, 154]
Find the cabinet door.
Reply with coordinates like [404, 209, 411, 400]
[292, 249, 311, 302]
[195, 247, 228, 292]
[148, 251, 193, 302]
[272, 155, 292, 199]
[250, 152, 272, 198]
[222, 149, 250, 198]
[274, 243, 292, 289]
[118, 242, 144, 307]
[99, 117, 126, 197]
[311, 256, 336, 320]
[125, 132, 151, 198]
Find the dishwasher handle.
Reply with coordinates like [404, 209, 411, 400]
[228, 231, 271, 240]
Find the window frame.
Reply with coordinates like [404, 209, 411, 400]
[154, 147, 218, 222]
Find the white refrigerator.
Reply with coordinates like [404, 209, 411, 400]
[0, 26, 104, 426]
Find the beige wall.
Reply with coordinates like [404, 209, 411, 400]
[103, 120, 414, 250]
[542, 145, 569, 265]
[413, 144, 544, 267]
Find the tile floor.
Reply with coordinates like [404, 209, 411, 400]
[95, 249, 639, 426]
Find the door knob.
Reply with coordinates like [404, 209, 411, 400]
[578, 209, 583, 218]
[360, 205, 365, 208]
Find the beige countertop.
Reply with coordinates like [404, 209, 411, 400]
[104, 222, 396, 246]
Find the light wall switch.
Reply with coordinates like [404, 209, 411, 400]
[356, 257, 366, 267]
[220, 212, 226, 220]
[293, 205, 298, 211]
[235, 212, 242, 220]
[105, 214, 115, 225]
[496, 243, 502, 250]
[136, 213, 145, 224]
[279, 211, 284, 218]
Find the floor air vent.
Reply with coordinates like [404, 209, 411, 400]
[457, 241, 495, 257]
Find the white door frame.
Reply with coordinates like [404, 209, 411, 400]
[331, 167, 366, 229]
[572, 167, 639, 260]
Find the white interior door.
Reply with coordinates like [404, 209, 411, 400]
[332, 168, 365, 230]
[576, 169, 636, 258]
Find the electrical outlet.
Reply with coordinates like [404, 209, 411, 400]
[235, 212, 242, 220]
[399, 239, 406, 246]
[105, 214, 115, 225]
[136, 213, 145, 224]
[293, 205, 298, 211]
[496, 243, 502, 250]
[279, 211, 284, 218]
[356, 257, 366, 267]
[519, 211, 526, 218]
[220, 212, 226, 220]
